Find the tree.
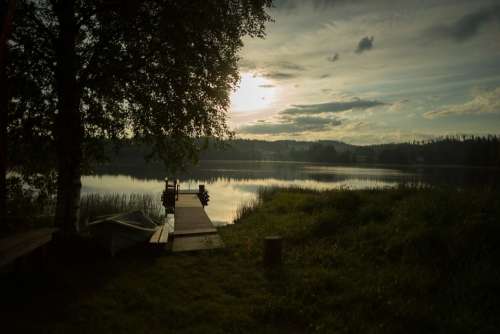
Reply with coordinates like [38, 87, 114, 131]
[0, 0, 15, 223]
[10, 0, 272, 237]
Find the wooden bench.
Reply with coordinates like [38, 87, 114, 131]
[0, 227, 58, 269]
[149, 214, 174, 245]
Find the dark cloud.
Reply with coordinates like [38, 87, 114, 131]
[270, 61, 307, 71]
[427, 5, 500, 42]
[327, 52, 340, 62]
[355, 36, 375, 54]
[281, 99, 387, 115]
[263, 71, 298, 80]
[258, 84, 275, 88]
[274, 0, 355, 11]
[239, 116, 341, 135]
[262, 61, 306, 80]
[239, 60, 306, 80]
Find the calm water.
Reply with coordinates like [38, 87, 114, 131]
[82, 160, 499, 225]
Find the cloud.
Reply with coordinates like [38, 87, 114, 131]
[327, 52, 340, 62]
[387, 99, 410, 113]
[355, 36, 374, 54]
[258, 84, 275, 88]
[261, 61, 307, 80]
[239, 116, 341, 135]
[280, 99, 387, 115]
[239, 59, 256, 71]
[424, 87, 500, 119]
[293, 115, 341, 127]
[270, 61, 307, 71]
[263, 71, 298, 80]
[274, 0, 345, 11]
[426, 5, 500, 42]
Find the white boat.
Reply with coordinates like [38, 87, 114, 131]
[88, 211, 159, 256]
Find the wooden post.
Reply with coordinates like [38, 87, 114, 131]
[198, 184, 209, 207]
[162, 179, 176, 214]
[175, 179, 179, 200]
[263, 236, 282, 267]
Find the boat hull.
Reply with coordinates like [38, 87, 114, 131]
[88, 211, 158, 256]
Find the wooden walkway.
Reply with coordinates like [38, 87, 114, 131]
[171, 194, 223, 252]
[0, 228, 58, 268]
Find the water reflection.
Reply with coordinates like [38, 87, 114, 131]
[84, 161, 500, 224]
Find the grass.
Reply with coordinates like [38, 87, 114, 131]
[1, 186, 499, 333]
[80, 193, 164, 222]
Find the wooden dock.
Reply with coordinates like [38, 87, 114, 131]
[171, 194, 223, 252]
[0, 228, 58, 269]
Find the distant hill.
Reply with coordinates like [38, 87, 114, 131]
[198, 139, 355, 161]
[102, 136, 500, 168]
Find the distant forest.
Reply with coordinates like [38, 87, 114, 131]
[106, 135, 500, 167]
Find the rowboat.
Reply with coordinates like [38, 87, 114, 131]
[88, 211, 159, 256]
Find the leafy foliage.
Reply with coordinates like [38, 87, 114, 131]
[9, 0, 272, 173]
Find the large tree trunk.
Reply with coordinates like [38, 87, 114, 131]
[0, 0, 16, 222]
[53, 0, 82, 237]
[0, 64, 7, 223]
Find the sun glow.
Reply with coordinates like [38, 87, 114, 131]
[230, 72, 277, 112]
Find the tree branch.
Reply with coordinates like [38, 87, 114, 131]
[77, 35, 105, 87]
[24, 6, 57, 45]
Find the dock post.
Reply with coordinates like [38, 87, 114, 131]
[162, 179, 177, 214]
[263, 236, 282, 267]
[198, 184, 209, 207]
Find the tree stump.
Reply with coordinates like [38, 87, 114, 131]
[263, 236, 282, 267]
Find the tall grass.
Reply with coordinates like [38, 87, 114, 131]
[234, 186, 315, 223]
[223, 185, 500, 333]
[80, 193, 164, 222]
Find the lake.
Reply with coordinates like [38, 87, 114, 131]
[82, 160, 499, 225]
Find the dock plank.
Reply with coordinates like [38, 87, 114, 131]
[0, 228, 58, 268]
[158, 224, 169, 244]
[174, 228, 217, 236]
[172, 194, 223, 252]
[149, 226, 162, 243]
[172, 234, 224, 252]
[175, 207, 213, 231]
[176, 194, 203, 208]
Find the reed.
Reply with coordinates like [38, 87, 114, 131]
[80, 193, 164, 222]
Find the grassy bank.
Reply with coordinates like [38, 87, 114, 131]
[1, 186, 499, 333]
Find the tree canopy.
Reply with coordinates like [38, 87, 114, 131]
[6, 0, 273, 235]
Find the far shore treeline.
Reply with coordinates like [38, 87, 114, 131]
[102, 135, 500, 167]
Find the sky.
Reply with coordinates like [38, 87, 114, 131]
[229, 0, 500, 145]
